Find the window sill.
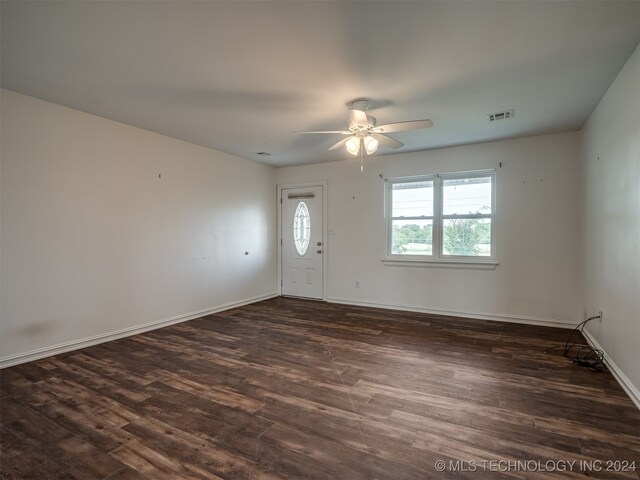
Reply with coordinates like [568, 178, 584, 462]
[381, 258, 499, 270]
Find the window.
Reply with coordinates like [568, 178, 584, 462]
[293, 201, 310, 255]
[389, 180, 434, 255]
[385, 170, 495, 263]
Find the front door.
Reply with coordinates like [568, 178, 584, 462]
[281, 186, 323, 299]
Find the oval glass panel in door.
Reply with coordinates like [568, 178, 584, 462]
[293, 201, 311, 255]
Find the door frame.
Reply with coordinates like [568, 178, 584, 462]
[277, 181, 328, 300]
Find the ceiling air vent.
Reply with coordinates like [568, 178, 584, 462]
[488, 109, 514, 122]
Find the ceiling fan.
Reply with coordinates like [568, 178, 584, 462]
[295, 99, 433, 157]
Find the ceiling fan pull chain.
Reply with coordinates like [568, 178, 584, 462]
[360, 146, 364, 172]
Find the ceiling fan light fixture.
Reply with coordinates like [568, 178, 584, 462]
[345, 137, 360, 156]
[364, 135, 379, 154]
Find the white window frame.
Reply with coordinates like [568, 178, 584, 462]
[384, 169, 498, 268]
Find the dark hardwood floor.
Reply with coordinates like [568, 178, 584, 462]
[1, 297, 638, 479]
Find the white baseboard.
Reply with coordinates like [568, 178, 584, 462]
[582, 329, 640, 410]
[326, 297, 577, 329]
[0, 292, 278, 369]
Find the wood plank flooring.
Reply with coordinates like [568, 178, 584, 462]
[1, 297, 638, 479]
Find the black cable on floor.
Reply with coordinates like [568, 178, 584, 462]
[545, 315, 605, 371]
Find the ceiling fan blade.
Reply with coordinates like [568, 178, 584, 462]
[373, 133, 404, 149]
[373, 119, 433, 133]
[294, 130, 351, 134]
[349, 108, 368, 127]
[328, 137, 353, 151]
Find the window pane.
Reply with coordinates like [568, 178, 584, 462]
[442, 218, 491, 256]
[293, 201, 310, 255]
[443, 176, 492, 215]
[392, 181, 433, 217]
[391, 220, 433, 255]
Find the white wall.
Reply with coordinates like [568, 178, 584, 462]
[277, 132, 581, 326]
[0, 90, 277, 364]
[579, 44, 639, 401]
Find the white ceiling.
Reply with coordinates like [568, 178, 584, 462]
[2, 1, 639, 167]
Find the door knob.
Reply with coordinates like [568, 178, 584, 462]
[317, 249, 323, 254]
[317, 241, 322, 246]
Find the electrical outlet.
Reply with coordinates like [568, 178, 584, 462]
[598, 310, 603, 322]
[355, 281, 360, 288]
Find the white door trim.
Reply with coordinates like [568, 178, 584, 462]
[277, 181, 328, 300]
